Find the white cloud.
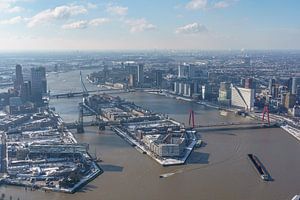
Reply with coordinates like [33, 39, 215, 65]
[175, 22, 207, 34]
[0, 16, 23, 25]
[186, 0, 237, 10]
[106, 5, 128, 16]
[27, 5, 87, 28]
[62, 18, 110, 30]
[125, 18, 156, 33]
[89, 18, 110, 26]
[186, 0, 207, 10]
[62, 20, 88, 30]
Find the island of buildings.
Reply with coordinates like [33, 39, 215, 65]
[81, 94, 197, 166]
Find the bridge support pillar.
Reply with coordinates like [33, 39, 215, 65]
[77, 102, 84, 133]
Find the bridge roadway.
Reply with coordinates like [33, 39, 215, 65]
[65, 120, 278, 131]
[50, 89, 127, 98]
[50, 88, 162, 99]
[194, 122, 278, 132]
[65, 120, 120, 129]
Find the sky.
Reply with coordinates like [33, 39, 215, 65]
[0, 0, 299, 51]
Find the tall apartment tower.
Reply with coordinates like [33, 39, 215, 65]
[137, 64, 144, 86]
[155, 70, 163, 88]
[292, 77, 300, 95]
[31, 67, 47, 104]
[244, 78, 254, 89]
[14, 64, 24, 91]
[20, 81, 31, 102]
[178, 64, 195, 78]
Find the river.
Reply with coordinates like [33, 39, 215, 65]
[1, 69, 299, 200]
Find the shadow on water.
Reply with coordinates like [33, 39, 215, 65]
[78, 184, 98, 193]
[199, 141, 207, 148]
[187, 152, 210, 164]
[100, 164, 124, 172]
[203, 131, 236, 136]
[255, 156, 275, 182]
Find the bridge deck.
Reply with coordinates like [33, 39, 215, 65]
[194, 122, 278, 132]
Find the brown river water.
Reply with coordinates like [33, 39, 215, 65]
[0, 70, 299, 200]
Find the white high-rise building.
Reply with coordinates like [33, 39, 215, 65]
[178, 64, 187, 78]
[231, 86, 255, 111]
[174, 82, 179, 94]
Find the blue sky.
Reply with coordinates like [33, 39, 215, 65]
[0, 0, 299, 50]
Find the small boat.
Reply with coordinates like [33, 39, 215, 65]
[159, 173, 175, 178]
[220, 110, 228, 116]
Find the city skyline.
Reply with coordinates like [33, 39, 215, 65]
[0, 0, 300, 51]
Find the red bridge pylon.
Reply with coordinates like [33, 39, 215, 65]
[262, 104, 270, 126]
[189, 109, 195, 128]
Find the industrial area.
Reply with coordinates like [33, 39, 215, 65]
[0, 110, 102, 193]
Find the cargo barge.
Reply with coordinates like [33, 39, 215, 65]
[247, 154, 269, 181]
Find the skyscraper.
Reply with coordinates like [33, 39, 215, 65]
[218, 82, 231, 105]
[178, 64, 195, 78]
[31, 67, 47, 104]
[268, 78, 276, 92]
[20, 81, 31, 102]
[231, 86, 255, 111]
[178, 64, 189, 78]
[291, 77, 300, 95]
[244, 78, 254, 89]
[14, 64, 24, 91]
[128, 74, 136, 88]
[284, 92, 296, 109]
[137, 64, 144, 86]
[188, 65, 196, 78]
[155, 70, 163, 88]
